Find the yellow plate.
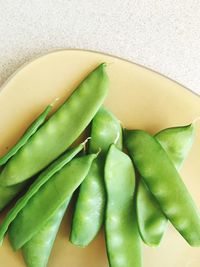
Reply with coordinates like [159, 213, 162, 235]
[0, 50, 200, 267]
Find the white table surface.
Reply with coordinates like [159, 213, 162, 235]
[0, 0, 200, 95]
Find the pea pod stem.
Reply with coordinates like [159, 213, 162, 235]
[125, 129, 200, 246]
[136, 124, 195, 246]
[9, 153, 97, 250]
[70, 107, 122, 246]
[0, 144, 84, 244]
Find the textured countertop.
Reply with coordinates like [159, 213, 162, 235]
[0, 1, 200, 94]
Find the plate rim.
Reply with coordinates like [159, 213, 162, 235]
[0, 48, 200, 267]
[0, 48, 199, 99]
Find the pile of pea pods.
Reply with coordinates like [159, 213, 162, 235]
[0, 63, 199, 267]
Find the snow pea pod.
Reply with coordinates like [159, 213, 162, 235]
[125, 129, 200, 246]
[0, 105, 52, 166]
[9, 153, 96, 250]
[105, 145, 141, 267]
[70, 107, 122, 246]
[22, 198, 70, 267]
[0, 63, 108, 186]
[156, 124, 195, 169]
[137, 180, 166, 246]
[89, 107, 122, 158]
[0, 164, 25, 211]
[0, 144, 84, 244]
[0, 106, 52, 211]
[137, 124, 195, 246]
[0, 183, 26, 212]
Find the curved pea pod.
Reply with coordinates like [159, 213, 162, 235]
[137, 124, 195, 246]
[125, 129, 200, 246]
[105, 145, 141, 267]
[0, 105, 52, 166]
[70, 107, 122, 246]
[0, 63, 109, 186]
[22, 199, 70, 267]
[9, 153, 96, 250]
[0, 106, 52, 211]
[0, 144, 84, 244]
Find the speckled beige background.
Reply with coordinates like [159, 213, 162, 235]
[0, 0, 200, 94]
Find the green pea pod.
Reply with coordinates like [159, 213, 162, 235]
[9, 153, 96, 250]
[155, 124, 195, 169]
[125, 129, 200, 246]
[22, 198, 70, 267]
[0, 106, 52, 211]
[0, 183, 26, 212]
[0, 144, 84, 244]
[137, 124, 195, 246]
[0, 163, 25, 212]
[89, 107, 122, 157]
[70, 107, 122, 246]
[0, 64, 108, 186]
[105, 145, 141, 267]
[137, 180, 166, 247]
[0, 105, 52, 166]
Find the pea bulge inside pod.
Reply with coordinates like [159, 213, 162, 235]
[0, 63, 109, 186]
